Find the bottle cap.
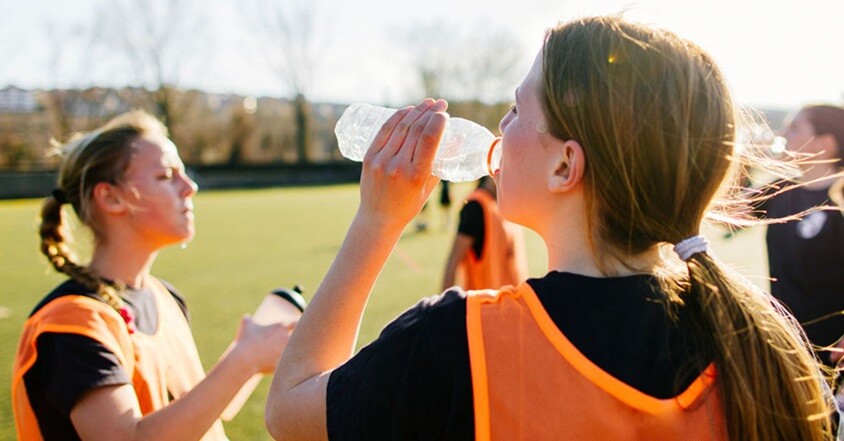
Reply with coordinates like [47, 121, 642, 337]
[269, 285, 307, 312]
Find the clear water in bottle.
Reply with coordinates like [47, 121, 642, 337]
[335, 103, 498, 182]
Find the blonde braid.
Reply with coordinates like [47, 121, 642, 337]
[39, 193, 124, 311]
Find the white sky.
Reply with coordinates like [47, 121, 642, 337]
[2, 0, 842, 112]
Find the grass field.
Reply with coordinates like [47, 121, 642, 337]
[0, 183, 769, 440]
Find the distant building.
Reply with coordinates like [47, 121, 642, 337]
[0, 86, 38, 113]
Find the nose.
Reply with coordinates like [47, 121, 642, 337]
[180, 171, 198, 197]
[499, 111, 514, 135]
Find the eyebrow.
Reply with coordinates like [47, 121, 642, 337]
[514, 87, 520, 103]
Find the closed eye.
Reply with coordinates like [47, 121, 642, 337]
[158, 168, 175, 180]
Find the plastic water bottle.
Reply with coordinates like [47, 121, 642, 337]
[220, 286, 306, 421]
[335, 103, 500, 182]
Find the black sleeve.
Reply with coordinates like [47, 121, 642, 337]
[457, 201, 485, 259]
[326, 289, 474, 441]
[24, 333, 130, 415]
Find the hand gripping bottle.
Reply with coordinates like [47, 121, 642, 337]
[335, 103, 503, 182]
[221, 286, 306, 421]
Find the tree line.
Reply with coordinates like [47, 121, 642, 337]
[1, 0, 525, 170]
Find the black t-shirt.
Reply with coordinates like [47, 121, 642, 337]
[457, 201, 485, 259]
[326, 271, 709, 441]
[23, 279, 189, 440]
[760, 183, 844, 349]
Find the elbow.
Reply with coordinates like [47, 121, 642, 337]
[265, 370, 326, 440]
[264, 396, 286, 440]
[265, 393, 299, 441]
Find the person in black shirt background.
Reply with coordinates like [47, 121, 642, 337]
[441, 176, 527, 291]
[759, 104, 844, 365]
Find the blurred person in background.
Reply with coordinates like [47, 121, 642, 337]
[438, 180, 452, 231]
[441, 175, 527, 291]
[756, 104, 844, 367]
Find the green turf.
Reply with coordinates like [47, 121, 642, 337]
[0, 184, 768, 440]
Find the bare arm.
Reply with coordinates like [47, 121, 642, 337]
[265, 99, 448, 441]
[70, 317, 291, 441]
[441, 233, 473, 291]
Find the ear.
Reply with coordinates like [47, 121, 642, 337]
[818, 133, 840, 159]
[92, 182, 128, 215]
[548, 140, 585, 193]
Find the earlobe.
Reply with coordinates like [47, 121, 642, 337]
[548, 140, 585, 193]
[92, 182, 127, 215]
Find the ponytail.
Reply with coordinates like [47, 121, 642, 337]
[540, 16, 836, 440]
[39, 192, 125, 311]
[684, 251, 834, 440]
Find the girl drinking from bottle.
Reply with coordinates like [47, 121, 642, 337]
[266, 15, 836, 441]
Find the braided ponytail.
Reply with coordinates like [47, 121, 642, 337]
[39, 191, 124, 311]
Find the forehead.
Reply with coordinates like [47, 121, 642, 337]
[129, 135, 181, 166]
[519, 51, 544, 98]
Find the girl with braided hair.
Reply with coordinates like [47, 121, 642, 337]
[266, 15, 837, 441]
[12, 110, 293, 440]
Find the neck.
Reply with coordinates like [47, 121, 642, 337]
[89, 241, 158, 289]
[544, 235, 662, 278]
[538, 191, 662, 278]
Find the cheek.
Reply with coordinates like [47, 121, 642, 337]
[497, 154, 531, 218]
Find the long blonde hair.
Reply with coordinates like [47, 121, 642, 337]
[542, 16, 834, 440]
[39, 110, 168, 311]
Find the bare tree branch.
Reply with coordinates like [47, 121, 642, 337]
[399, 20, 523, 104]
[242, 0, 325, 163]
[92, 0, 209, 132]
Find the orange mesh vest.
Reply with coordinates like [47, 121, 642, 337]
[12, 279, 227, 441]
[466, 283, 727, 441]
[460, 189, 520, 290]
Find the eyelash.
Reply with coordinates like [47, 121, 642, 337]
[509, 103, 517, 115]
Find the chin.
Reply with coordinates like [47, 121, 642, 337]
[167, 229, 195, 247]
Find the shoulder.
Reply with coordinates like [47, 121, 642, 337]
[156, 277, 190, 321]
[458, 201, 484, 225]
[380, 288, 468, 338]
[30, 280, 99, 317]
[21, 281, 135, 369]
[460, 199, 483, 212]
[335, 288, 470, 376]
[327, 288, 474, 440]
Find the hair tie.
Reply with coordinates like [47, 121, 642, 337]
[51, 188, 68, 205]
[673, 235, 709, 261]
